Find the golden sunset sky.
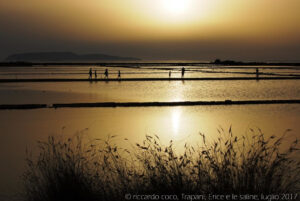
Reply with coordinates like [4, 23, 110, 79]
[1, 0, 299, 61]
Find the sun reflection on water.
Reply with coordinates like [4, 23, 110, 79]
[171, 107, 181, 136]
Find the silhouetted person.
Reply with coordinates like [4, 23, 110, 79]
[104, 69, 109, 79]
[169, 71, 171, 78]
[89, 68, 92, 79]
[118, 70, 121, 79]
[181, 67, 185, 78]
[256, 68, 259, 79]
[94, 70, 97, 79]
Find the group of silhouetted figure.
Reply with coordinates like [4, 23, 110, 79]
[89, 67, 259, 80]
[168, 67, 186, 78]
[89, 68, 121, 80]
[89, 67, 187, 80]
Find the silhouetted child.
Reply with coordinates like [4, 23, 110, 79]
[104, 69, 108, 78]
[89, 68, 92, 79]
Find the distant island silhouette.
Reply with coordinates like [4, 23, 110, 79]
[4, 52, 140, 62]
[212, 59, 265, 65]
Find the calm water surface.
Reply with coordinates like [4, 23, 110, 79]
[0, 80, 299, 104]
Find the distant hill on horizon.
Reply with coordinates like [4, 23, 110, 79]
[4, 52, 140, 62]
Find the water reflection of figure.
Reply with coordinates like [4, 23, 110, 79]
[181, 67, 185, 78]
[89, 68, 92, 79]
[104, 69, 108, 79]
[94, 70, 97, 79]
[118, 70, 121, 79]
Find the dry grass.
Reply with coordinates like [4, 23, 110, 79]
[23, 128, 300, 201]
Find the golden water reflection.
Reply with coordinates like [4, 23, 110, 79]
[171, 107, 181, 136]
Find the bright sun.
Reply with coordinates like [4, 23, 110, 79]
[162, 0, 189, 16]
[139, 0, 216, 24]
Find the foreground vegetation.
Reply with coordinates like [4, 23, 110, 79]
[23, 128, 300, 201]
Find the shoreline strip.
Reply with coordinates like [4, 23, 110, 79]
[0, 100, 299, 110]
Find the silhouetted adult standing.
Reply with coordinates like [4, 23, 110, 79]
[256, 68, 259, 79]
[169, 71, 171, 78]
[181, 67, 185, 78]
[104, 69, 109, 79]
[118, 70, 121, 79]
[94, 70, 97, 79]
[89, 68, 92, 79]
